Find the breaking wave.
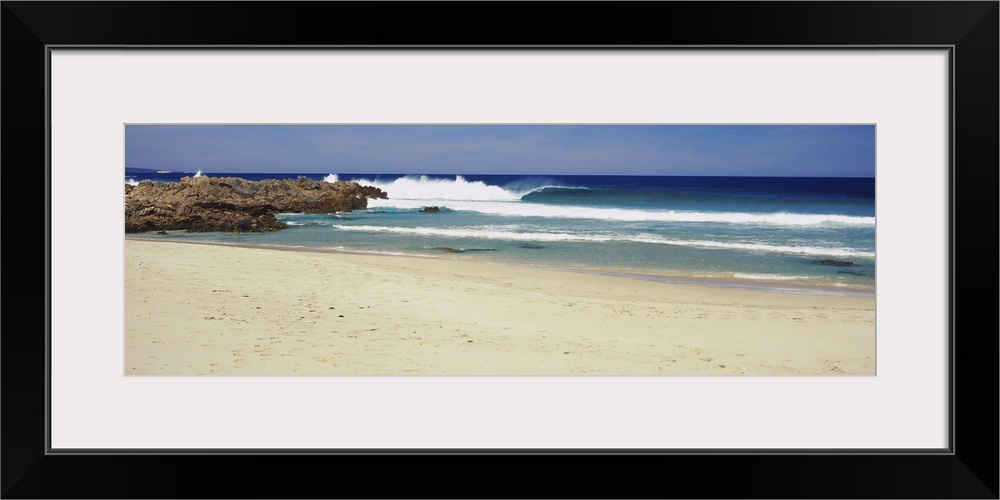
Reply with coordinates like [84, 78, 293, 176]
[331, 224, 875, 258]
[365, 198, 874, 226]
[349, 175, 559, 202]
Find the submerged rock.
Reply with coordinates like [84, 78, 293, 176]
[431, 247, 499, 253]
[419, 206, 441, 213]
[518, 243, 545, 249]
[125, 176, 387, 233]
[815, 259, 854, 266]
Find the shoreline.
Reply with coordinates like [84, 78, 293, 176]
[124, 234, 876, 297]
[125, 238, 876, 375]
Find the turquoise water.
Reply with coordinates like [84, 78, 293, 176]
[126, 171, 876, 295]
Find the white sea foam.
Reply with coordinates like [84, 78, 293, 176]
[334, 224, 606, 242]
[666, 239, 875, 258]
[355, 175, 873, 226]
[366, 198, 874, 226]
[323, 173, 339, 183]
[355, 175, 555, 202]
[332, 224, 876, 258]
[193, 170, 204, 178]
[125, 177, 139, 186]
[733, 273, 813, 281]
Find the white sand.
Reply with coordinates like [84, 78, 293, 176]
[125, 239, 875, 375]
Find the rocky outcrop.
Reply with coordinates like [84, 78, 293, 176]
[419, 206, 441, 213]
[125, 176, 388, 233]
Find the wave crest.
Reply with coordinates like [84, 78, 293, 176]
[351, 175, 559, 202]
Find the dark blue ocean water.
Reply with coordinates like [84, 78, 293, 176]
[126, 168, 876, 294]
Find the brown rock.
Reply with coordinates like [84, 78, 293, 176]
[124, 176, 388, 233]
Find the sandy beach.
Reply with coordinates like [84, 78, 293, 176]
[125, 239, 875, 375]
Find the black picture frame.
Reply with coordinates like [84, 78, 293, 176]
[3, 2, 997, 498]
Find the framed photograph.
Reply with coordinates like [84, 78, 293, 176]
[5, 2, 996, 498]
[120, 122, 879, 378]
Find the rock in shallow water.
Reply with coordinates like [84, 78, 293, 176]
[815, 259, 854, 266]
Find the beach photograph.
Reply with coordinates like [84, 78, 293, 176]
[124, 124, 876, 376]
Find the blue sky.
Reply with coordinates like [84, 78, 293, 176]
[125, 125, 875, 177]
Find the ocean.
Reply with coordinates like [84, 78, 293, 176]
[125, 169, 876, 295]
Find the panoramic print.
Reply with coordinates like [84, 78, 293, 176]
[124, 124, 876, 375]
